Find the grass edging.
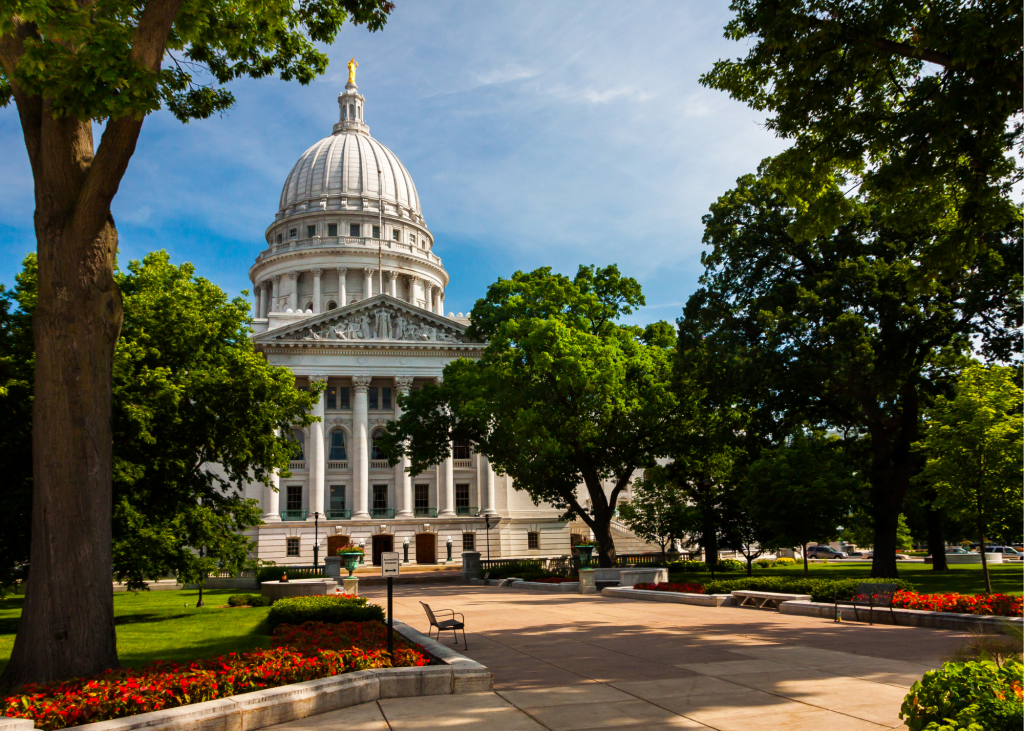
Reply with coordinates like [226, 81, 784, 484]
[14, 621, 490, 731]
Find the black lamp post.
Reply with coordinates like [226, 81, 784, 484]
[313, 512, 321, 569]
[484, 514, 492, 562]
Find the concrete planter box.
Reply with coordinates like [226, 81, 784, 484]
[13, 621, 491, 731]
[618, 568, 668, 588]
[602, 587, 735, 607]
[260, 579, 337, 602]
[779, 600, 1024, 632]
[507, 581, 580, 593]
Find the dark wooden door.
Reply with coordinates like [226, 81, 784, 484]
[327, 535, 350, 558]
[415, 533, 436, 564]
[371, 534, 394, 566]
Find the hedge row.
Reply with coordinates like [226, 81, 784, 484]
[699, 577, 915, 603]
[266, 594, 384, 630]
[483, 560, 544, 579]
[257, 566, 323, 583]
[666, 560, 746, 573]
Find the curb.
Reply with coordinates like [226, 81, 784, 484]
[601, 587, 735, 607]
[3, 621, 490, 731]
[778, 600, 1024, 632]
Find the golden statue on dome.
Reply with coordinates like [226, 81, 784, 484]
[347, 58, 358, 84]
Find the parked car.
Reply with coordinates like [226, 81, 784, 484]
[848, 550, 873, 558]
[980, 546, 1023, 558]
[943, 547, 969, 554]
[894, 553, 912, 560]
[806, 545, 849, 559]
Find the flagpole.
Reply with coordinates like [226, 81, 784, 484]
[378, 169, 383, 296]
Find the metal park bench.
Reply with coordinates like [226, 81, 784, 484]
[420, 601, 468, 648]
[834, 583, 900, 625]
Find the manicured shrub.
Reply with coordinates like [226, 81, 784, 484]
[633, 582, 706, 594]
[900, 660, 1023, 731]
[700, 577, 914, 603]
[227, 593, 271, 607]
[484, 560, 543, 579]
[715, 559, 744, 572]
[267, 594, 384, 629]
[667, 560, 707, 572]
[774, 557, 796, 565]
[893, 591, 1022, 618]
[754, 559, 776, 568]
[272, 621, 428, 667]
[257, 566, 324, 583]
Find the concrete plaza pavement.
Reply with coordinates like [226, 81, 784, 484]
[268, 584, 972, 730]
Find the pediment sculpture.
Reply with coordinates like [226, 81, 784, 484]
[283, 304, 466, 343]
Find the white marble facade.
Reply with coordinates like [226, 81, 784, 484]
[243, 77, 596, 565]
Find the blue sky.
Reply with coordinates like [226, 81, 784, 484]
[0, 2, 788, 325]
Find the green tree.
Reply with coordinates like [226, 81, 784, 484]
[917, 363, 1024, 594]
[746, 433, 859, 574]
[617, 466, 687, 555]
[720, 485, 768, 576]
[380, 265, 678, 568]
[0, 252, 320, 689]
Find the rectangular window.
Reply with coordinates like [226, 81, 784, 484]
[326, 386, 337, 410]
[527, 531, 539, 550]
[414, 484, 429, 509]
[289, 228, 298, 239]
[339, 387, 350, 409]
[392, 229, 400, 241]
[286, 485, 302, 511]
[381, 387, 392, 410]
[276, 233, 283, 244]
[330, 485, 346, 511]
[463, 533, 475, 551]
[286, 537, 300, 557]
[327, 223, 338, 237]
[455, 484, 470, 509]
[373, 484, 388, 510]
[368, 387, 379, 410]
[372, 225, 380, 239]
[452, 440, 471, 460]
[349, 223, 361, 237]
[409, 233, 416, 244]
[307, 225, 316, 238]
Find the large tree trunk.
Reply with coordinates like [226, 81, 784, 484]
[0, 111, 125, 692]
[926, 499, 948, 572]
[868, 391, 918, 579]
[978, 529, 992, 594]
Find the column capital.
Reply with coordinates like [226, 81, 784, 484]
[311, 267, 323, 276]
[309, 374, 328, 384]
[394, 375, 414, 392]
[337, 266, 347, 275]
[388, 270, 399, 282]
[352, 374, 372, 392]
[286, 271, 299, 280]
[272, 274, 282, 283]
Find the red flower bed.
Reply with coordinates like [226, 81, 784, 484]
[633, 582, 706, 594]
[1, 622, 427, 731]
[892, 590, 1023, 617]
[531, 577, 578, 584]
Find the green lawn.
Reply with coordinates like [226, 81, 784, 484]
[0, 589, 272, 674]
[668, 562, 1024, 595]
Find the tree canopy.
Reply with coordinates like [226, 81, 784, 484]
[380, 265, 677, 567]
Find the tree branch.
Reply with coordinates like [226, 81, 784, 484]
[0, 20, 44, 180]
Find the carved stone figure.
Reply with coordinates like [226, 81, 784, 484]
[374, 308, 392, 339]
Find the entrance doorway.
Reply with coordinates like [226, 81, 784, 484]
[371, 534, 394, 566]
[327, 534, 351, 558]
[415, 533, 436, 564]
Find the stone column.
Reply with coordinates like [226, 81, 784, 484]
[435, 377, 456, 517]
[352, 375, 372, 518]
[312, 268, 322, 314]
[271, 275, 281, 313]
[309, 375, 327, 518]
[394, 376, 414, 517]
[287, 271, 299, 311]
[435, 289, 444, 316]
[363, 268, 373, 300]
[409, 277, 419, 305]
[261, 281, 271, 317]
[388, 270, 398, 298]
[254, 285, 262, 319]
[263, 470, 281, 520]
[424, 283, 434, 311]
[338, 267, 347, 307]
[481, 454, 497, 516]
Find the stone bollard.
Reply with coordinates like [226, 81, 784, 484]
[342, 576, 359, 596]
[324, 556, 342, 580]
[462, 551, 482, 581]
[578, 568, 597, 594]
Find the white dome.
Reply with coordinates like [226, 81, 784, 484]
[276, 81, 421, 220]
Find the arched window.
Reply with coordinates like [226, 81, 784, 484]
[371, 429, 387, 460]
[290, 428, 305, 461]
[329, 430, 347, 461]
[304, 302, 313, 312]
[326, 300, 337, 310]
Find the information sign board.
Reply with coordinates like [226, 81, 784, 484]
[381, 552, 400, 577]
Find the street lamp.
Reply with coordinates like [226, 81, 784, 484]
[484, 514, 493, 562]
[312, 512, 321, 569]
[403, 536, 410, 563]
[446, 536, 453, 563]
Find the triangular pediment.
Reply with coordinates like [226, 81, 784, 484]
[255, 294, 478, 345]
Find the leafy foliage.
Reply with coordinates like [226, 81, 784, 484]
[227, 594, 271, 607]
[266, 594, 384, 630]
[618, 466, 688, 554]
[697, 576, 914, 603]
[380, 265, 677, 567]
[900, 660, 1023, 731]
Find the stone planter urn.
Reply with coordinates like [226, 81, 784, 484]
[338, 551, 363, 577]
[575, 545, 595, 566]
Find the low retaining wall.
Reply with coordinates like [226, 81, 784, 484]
[3, 621, 490, 731]
[601, 587, 735, 607]
[779, 600, 1024, 632]
[506, 581, 580, 593]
